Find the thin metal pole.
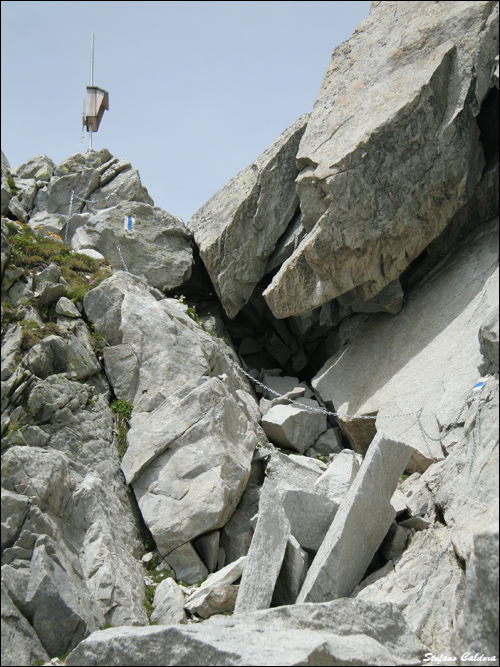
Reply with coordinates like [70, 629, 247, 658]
[89, 32, 94, 151]
[90, 32, 94, 86]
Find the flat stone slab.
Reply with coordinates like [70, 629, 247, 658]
[297, 431, 413, 603]
[66, 598, 427, 666]
[234, 479, 290, 613]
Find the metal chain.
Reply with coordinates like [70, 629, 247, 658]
[65, 190, 74, 244]
[217, 345, 488, 442]
[116, 244, 129, 272]
[219, 343, 488, 605]
[469, 380, 486, 476]
[415, 542, 453, 602]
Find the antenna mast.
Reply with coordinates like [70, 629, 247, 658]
[82, 33, 109, 153]
[89, 33, 94, 150]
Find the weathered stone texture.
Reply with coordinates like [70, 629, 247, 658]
[312, 218, 499, 473]
[66, 598, 426, 666]
[297, 432, 413, 603]
[188, 115, 308, 319]
[264, 1, 499, 318]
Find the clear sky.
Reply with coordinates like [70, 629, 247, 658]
[1, 1, 371, 222]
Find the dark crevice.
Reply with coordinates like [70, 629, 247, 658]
[478, 86, 499, 168]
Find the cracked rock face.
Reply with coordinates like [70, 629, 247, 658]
[188, 115, 309, 319]
[84, 272, 260, 559]
[263, 1, 499, 318]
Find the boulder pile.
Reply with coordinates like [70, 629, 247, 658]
[1, 2, 498, 666]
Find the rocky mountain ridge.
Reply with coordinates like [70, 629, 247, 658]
[1, 1, 499, 666]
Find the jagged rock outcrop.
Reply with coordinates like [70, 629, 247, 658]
[188, 115, 308, 319]
[1, 374, 148, 659]
[72, 202, 192, 291]
[1, 149, 193, 292]
[83, 271, 261, 560]
[264, 0, 499, 318]
[2, 1, 499, 664]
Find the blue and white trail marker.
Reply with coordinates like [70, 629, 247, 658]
[124, 215, 134, 232]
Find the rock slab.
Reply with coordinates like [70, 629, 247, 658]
[66, 598, 427, 666]
[264, 1, 499, 318]
[234, 478, 290, 613]
[297, 431, 413, 603]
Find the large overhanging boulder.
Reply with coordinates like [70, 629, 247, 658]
[188, 115, 308, 319]
[263, 1, 499, 318]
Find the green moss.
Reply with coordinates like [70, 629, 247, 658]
[7, 226, 112, 303]
[19, 321, 67, 352]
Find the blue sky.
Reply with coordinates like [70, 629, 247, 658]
[1, 1, 371, 222]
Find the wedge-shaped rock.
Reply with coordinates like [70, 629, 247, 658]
[150, 578, 186, 625]
[234, 479, 290, 613]
[66, 598, 427, 666]
[186, 585, 239, 620]
[264, 1, 498, 318]
[314, 449, 362, 501]
[184, 557, 246, 619]
[72, 202, 192, 291]
[261, 400, 327, 453]
[188, 115, 308, 319]
[297, 432, 413, 603]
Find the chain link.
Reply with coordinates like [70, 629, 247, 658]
[217, 345, 488, 446]
[218, 344, 489, 604]
[116, 244, 129, 272]
[415, 542, 453, 602]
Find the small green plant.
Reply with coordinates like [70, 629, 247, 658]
[317, 455, 328, 464]
[103, 621, 114, 629]
[110, 399, 133, 460]
[144, 533, 157, 552]
[5, 220, 20, 235]
[110, 399, 133, 422]
[144, 585, 156, 618]
[146, 555, 160, 571]
[6, 177, 19, 194]
[400, 473, 410, 481]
